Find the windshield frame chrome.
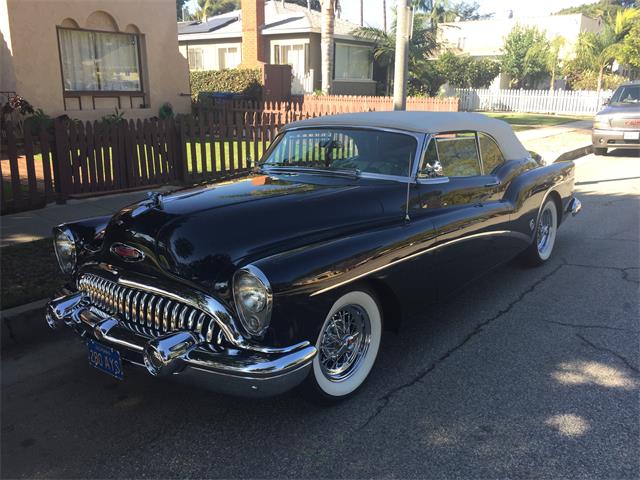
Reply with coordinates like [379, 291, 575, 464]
[258, 125, 426, 184]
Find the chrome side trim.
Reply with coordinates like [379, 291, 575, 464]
[310, 230, 529, 297]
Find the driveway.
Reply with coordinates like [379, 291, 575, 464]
[2, 150, 638, 479]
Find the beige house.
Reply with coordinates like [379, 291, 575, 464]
[1, 0, 191, 121]
[178, 1, 376, 95]
[438, 13, 603, 89]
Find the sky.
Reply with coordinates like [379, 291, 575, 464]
[185, 0, 594, 26]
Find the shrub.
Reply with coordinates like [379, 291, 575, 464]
[565, 70, 628, 91]
[101, 108, 126, 125]
[190, 69, 263, 101]
[24, 108, 52, 135]
[159, 102, 174, 119]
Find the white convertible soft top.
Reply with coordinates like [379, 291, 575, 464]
[284, 111, 530, 160]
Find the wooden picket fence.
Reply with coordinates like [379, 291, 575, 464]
[0, 93, 459, 214]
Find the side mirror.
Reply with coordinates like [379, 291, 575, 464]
[602, 97, 610, 106]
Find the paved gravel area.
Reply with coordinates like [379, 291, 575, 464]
[2, 150, 638, 479]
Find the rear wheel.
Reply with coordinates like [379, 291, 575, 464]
[594, 147, 607, 156]
[302, 289, 382, 402]
[523, 198, 558, 266]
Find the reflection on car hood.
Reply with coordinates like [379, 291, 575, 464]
[101, 174, 400, 291]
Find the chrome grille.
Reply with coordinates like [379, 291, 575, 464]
[78, 274, 220, 343]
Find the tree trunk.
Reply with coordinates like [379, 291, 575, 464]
[549, 69, 555, 91]
[320, 0, 335, 94]
[597, 64, 605, 93]
[383, 0, 387, 32]
[360, 0, 363, 25]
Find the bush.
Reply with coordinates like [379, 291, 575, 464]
[190, 69, 263, 101]
[24, 108, 52, 135]
[565, 70, 628, 91]
[159, 102, 174, 119]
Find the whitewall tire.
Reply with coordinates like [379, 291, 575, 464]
[305, 289, 382, 401]
[524, 198, 558, 265]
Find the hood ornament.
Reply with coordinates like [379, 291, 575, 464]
[146, 191, 163, 209]
[110, 243, 145, 262]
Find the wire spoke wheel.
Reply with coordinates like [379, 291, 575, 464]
[319, 305, 371, 381]
[308, 290, 382, 400]
[536, 200, 558, 261]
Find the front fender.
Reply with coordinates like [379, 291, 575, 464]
[250, 216, 437, 346]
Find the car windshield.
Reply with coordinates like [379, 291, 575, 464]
[261, 128, 418, 177]
[610, 84, 640, 104]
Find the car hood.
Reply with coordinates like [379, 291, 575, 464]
[100, 174, 398, 291]
[596, 103, 640, 117]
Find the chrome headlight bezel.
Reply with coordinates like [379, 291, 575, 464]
[232, 265, 273, 337]
[53, 226, 77, 275]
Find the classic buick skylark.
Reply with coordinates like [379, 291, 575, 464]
[46, 112, 581, 401]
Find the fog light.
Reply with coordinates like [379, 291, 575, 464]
[599, 138, 605, 144]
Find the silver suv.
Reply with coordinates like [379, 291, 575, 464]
[592, 82, 640, 156]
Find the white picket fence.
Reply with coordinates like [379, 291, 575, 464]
[455, 88, 612, 115]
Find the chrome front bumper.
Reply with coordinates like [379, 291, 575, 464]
[46, 292, 316, 397]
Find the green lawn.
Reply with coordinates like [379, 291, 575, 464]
[184, 140, 270, 173]
[0, 238, 65, 309]
[482, 113, 590, 131]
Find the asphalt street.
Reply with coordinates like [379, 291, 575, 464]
[2, 150, 639, 479]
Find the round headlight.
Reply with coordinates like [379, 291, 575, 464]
[53, 227, 77, 275]
[233, 266, 272, 336]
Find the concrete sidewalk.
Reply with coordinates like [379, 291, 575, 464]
[515, 120, 592, 164]
[0, 119, 594, 249]
[0, 186, 175, 248]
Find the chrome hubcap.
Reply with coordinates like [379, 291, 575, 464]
[537, 206, 555, 255]
[319, 304, 371, 381]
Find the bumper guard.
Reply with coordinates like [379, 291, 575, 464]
[46, 292, 316, 397]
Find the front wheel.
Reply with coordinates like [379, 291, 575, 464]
[523, 198, 558, 266]
[303, 289, 382, 402]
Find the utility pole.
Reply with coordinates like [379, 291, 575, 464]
[393, 0, 410, 110]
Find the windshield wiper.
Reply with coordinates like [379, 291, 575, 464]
[259, 165, 360, 179]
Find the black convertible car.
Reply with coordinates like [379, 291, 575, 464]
[46, 112, 581, 401]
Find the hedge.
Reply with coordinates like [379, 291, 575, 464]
[190, 69, 263, 101]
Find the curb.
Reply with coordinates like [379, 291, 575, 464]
[1, 299, 50, 349]
[554, 145, 593, 163]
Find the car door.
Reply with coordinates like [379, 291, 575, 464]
[416, 131, 514, 297]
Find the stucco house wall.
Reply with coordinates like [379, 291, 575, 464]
[0, 0, 191, 120]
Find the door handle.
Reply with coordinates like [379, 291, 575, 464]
[484, 179, 501, 187]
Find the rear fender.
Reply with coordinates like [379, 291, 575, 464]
[505, 161, 575, 239]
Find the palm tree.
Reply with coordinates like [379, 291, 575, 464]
[352, 12, 437, 95]
[382, 0, 387, 32]
[320, 0, 338, 93]
[577, 8, 639, 91]
[546, 36, 565, 90]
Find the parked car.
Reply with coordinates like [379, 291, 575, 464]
[46, 112, 581, 401]
[593, 82, 640, 155]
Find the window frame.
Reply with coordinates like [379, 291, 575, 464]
[333, 42, 374, 82]
[417, 130, 507, 183]
[188, 47, 204, 71]
[56, 26, 145, 96]
[476, 131, 506, 174]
